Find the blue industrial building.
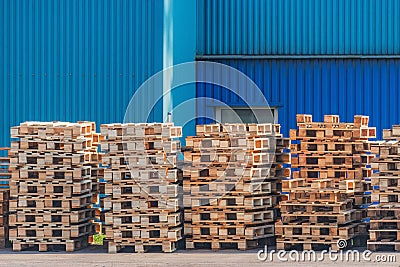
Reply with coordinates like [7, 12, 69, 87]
[1, 0, 399, 146]
[197, 0, 400, 138]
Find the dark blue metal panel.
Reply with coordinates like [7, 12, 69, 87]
[197, 59, 400, 139]
[197, 0, 400, 55]
[0, 0, 164, 147]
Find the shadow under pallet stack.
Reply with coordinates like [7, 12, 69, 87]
[101, 123, 183, 253]
[368, 126, 400, 251]
[276, 114, 376, 250]
[0, 148, 10, 248]
[183, 123, 290, 250]
[8, 122, 100, 252]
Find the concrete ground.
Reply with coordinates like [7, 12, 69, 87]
[0, 247, 399, 267]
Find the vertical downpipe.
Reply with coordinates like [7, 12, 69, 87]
[163, 0, 173, 122]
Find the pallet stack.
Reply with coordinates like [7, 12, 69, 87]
[183, 123, 290, 250]
[0, 148, 10, 248]
[276, 178, 367, 250]
[276, 114, 375, 250]
[368, 126, 400, 251]
[101, 123, 183, 253]
[8, 121, 100, 252]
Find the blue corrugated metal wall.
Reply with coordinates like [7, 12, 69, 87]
[0, 0, 164, 147]
[2, 0, 398, 145]
[197, 0, 400, 55]
[197, 59, 400, 139]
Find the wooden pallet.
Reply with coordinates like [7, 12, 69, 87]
[383, 125, 400, 141]
[371, 176, 400, 193]
[106, 226, 182, 241]
[185, 194, 275, 209]
[291, 168, 368, 180]
[10, 194, 93, 210]
[104, 198, 180, 213]
[10, 180, 93, 197]
[280, 199, 353, 213]
[102, 154, 177, 168]
[11, 121, 97, 140]
[11, 166, 92, 182]
[371, 192, 400, 203]
[105, 183, 179, 198]
[12, 235, 90, 252]
[280, 209, 364, 225]
[183, 166, 279, 180]
[186, 209, 275, 224]
[367, 240, 400, 251]
[100, 123, 182, 140]
[185, 237, 267, 251]
[292, 141, 369, 153]
[188, 224, 274, 238]
[369, 229, 400, 241]
[275, 221, 367, 239]
[105, 212, 181, 227]
[368, 203, 400, 218]
[104, 168, 181, 184]
[9, 208, 95, 225]
[108, 240, 180, 253]
[276, 237, 361, 251]
[12, 138, 98, 153]
[10, 222, 95, 239]
[186, 181, 277, 195]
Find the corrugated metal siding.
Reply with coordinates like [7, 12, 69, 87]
[0, 0, 164, 147]
[197, 59, 400, 139]
[197, 0, 400, 55]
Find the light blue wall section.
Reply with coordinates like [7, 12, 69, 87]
[169, 0, 197, 140]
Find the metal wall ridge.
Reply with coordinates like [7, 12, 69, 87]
[197, 55, 400, 60]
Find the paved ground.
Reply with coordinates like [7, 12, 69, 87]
[0, 247, 399, 267]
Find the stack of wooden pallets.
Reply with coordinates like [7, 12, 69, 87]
[276, 178, 367, 250]
[8, 121, 100, 252]
[0, 148, 10, 248]
[368, 126, 400, 251]
[276, 114, 375, 250]
[183, 123, 290, 250]
[101, 123, 183, 253]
